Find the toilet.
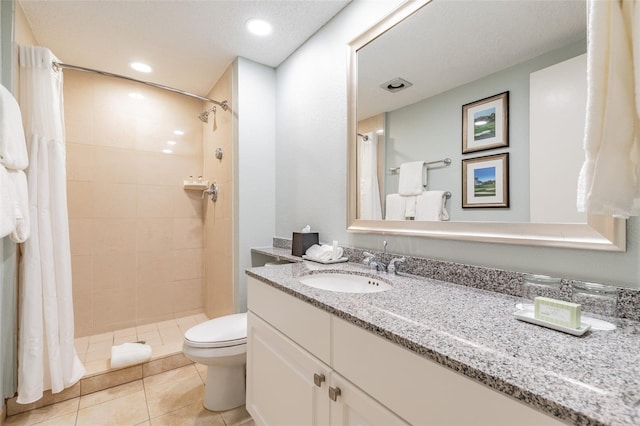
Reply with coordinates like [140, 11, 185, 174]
[183, 312, 247, 411]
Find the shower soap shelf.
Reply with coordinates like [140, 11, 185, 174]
[183, 180, 209, 190]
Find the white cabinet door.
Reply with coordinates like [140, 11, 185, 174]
[329, 372, 409, 426]
[247, 312, 331, 426]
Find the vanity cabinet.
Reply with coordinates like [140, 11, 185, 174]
[247, 312, 331, 425]
[246, 277, 562, 426]
[248, 312, 406, 426]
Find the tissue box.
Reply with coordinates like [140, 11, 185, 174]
[292, 232, 319, 257]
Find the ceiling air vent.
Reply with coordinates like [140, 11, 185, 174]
[380, 77, 413, 93]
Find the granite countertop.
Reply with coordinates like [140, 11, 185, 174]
[246, 261, 640, 426]
[251, 246, 303, 263]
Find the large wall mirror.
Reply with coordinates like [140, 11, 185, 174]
[347, 0, 626, 251]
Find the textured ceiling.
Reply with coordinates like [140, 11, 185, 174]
[18, 0, 351, 96]
[357, 0, 587, 120]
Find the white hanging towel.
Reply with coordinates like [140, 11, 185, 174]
[398, 161, 424, 196]
[404, 196, 417, 218]
[577, 0, 640, 217]
[0, 84, 29, 171]
[415, 191, 450, 221]
[385, 193, 406, 220]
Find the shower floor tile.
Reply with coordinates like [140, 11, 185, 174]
[75, 313, 207, 376]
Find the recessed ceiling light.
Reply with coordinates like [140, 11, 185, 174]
[246, 18, 272, 36]
[162, 149, 173, 154]
[128, 92, 144, 100]
[173, 130, 184, 136]
[380, 77, 413, 93]
[130, 62, 152, 73]
[167, 140, 177, 146]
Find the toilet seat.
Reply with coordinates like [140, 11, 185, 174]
[184, 312, 247, 349]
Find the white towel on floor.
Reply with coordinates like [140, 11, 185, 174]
[0, 84, 28, 170]
[415, 191, 450, 221]
[398, 161, 424, 196]
[110, 343, 152, 369]
[385, 193, 406, 220]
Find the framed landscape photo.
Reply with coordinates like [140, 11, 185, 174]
[462, 91, 509, 153]
[462, 153, 509, 208]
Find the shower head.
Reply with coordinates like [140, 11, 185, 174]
[198, 106, 216, 123]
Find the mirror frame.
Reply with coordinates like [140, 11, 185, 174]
[346, 0, 626, 252]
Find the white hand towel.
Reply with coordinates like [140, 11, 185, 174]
[415, 191, 450, 221]
[8, 169, 30, 242]
[404, 196, 417, 218]
[305, 244, 342, 261]
[0, 85, 28, 171]
[398, 161, 424, 196]
[110, 343, 152, 369]
[385, 193, 406, 220]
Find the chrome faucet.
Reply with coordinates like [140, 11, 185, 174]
[387, 257, 406, 275]
[362, 251, 387, 272]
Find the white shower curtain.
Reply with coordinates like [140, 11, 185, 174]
[359, 132, 382, 220]
[577, 0, 640, 217]
[17, 46, 84, 404]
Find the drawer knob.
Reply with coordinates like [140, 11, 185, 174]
[329, 386, 341, 401]
[313, 373, 325, 387]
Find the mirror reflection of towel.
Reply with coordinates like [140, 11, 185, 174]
[398, 161, 424, 196]
[415, 191, 450, 221]
[385, 194, 406, 220]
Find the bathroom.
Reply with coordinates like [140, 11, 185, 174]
[1, 0, 639, 425]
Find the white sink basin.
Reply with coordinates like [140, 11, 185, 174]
[299, 273, 392, 293]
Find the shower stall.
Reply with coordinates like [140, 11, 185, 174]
[61, 64, 233, 337]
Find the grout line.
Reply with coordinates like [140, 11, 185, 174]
[142, 377, 152, 424]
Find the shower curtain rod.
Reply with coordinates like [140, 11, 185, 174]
[52, 62, 229, 111]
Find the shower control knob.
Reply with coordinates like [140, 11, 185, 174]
[215, 147, 223, 159]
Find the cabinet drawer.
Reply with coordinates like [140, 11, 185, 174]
[332, 318, 562, 426]
[248, 276, 331, 364]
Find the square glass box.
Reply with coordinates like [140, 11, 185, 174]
[520, 274, 562, 312]
[571, 281, 618, 319]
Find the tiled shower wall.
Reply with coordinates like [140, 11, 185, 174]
[202, 64, 234, 318]
[64, 70, 206, 336]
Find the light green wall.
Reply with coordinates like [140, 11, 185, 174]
[385, 41, 586, 222]
[274, 0, 640, 290]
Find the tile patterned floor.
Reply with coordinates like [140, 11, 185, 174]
[75, 314, 209, 377]
[4, 364, 254, 426]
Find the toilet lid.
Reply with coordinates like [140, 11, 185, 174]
[184, 312, 247, 348]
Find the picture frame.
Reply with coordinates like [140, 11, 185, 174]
[462, 153, 509, 208]
[462, 91, 509, 154]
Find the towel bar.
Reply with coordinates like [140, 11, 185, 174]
[389, 157, 451, 174]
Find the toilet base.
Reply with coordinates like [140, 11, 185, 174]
[203, 362, 246, 411]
